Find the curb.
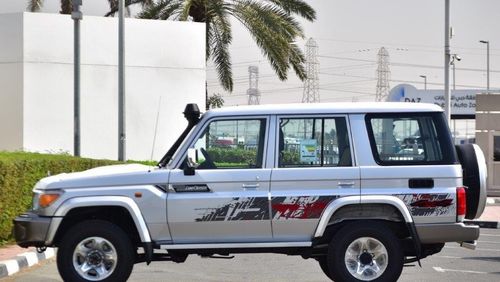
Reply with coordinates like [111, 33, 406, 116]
[0, 248, 55, 279]
[464, 220, 500, 229]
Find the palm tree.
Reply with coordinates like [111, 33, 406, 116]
[136, 0, 315, 93]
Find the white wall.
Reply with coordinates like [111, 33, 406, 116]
[0, 14, 23, 151]
[0, 13, 206, 160]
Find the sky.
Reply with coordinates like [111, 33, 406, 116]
[2, 0, 499, 108]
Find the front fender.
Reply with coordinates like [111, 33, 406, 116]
[45, 196, 152, 245]
[314, 195, 413, 238]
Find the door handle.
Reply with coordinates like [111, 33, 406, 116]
[242, 183, 260, 189]
[338, 181, 355, 187]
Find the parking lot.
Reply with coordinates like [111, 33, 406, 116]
[3, 228, 499, 282]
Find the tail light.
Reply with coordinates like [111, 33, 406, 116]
[456, 187, 466, 222]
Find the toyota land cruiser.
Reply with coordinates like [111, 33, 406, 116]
[13, 102, 486, 282]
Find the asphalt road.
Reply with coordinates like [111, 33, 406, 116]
[4, 228, 500, 282]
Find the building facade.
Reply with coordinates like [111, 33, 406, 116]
[0, 12, 206, 161]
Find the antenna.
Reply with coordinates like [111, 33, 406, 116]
[247, 66, 260, 105]
[302, 38, 320, 103]
[375, 47, 391, 101]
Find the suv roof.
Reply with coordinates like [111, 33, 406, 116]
[205, 102, 443, 117]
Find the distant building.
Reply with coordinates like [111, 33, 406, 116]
[476, 94, 500, 196]
[388, 84, 500, 196]
[0, 13, 205, 160]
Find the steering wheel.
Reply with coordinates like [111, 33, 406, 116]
[199, 148, 217, 169]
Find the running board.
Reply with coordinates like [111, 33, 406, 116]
[160, 242, 312, 250]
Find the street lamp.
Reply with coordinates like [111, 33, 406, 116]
[419, 75, 427, 90]
[450, 54, 461, 90]
[118, 0, 126, 161]
[72, 0, 82, 157]
[450, 54, 461, 144]
[479, 40, 490, 94]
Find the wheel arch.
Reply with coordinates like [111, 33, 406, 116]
[314, 195, 413, 238]
[46, 196, 152, 246]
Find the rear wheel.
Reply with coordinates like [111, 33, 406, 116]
[327, 221, 403, 282]
[57, 220, 135, 282]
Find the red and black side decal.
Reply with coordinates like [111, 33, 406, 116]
[271, 196, 338, 220]
[195, 197, 269, 222]
[397, 193, 454, 217]
[194, 196, 338, 222]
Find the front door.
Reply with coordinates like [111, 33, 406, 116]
[167, 117, 272, 243]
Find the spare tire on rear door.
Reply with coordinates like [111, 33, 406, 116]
[455, 144, 487, 219]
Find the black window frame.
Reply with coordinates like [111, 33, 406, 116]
[365, 112, 458, 166]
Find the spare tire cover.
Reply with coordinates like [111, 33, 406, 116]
[455, 144, 487, 219]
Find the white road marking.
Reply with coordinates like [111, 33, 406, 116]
[433, 267, 488, 274]
[445, 246, 500, 252]
[480, 234, 500, 237]
[436, 255, 462, 259]
[478, 240, 500, 244]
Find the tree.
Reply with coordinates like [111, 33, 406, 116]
[137, 0, 315, 92]
[207, 93, 225, 109]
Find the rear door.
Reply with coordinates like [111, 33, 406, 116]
[357, 112, 461, 224]
[270, 115, 360, 241]
[167, 116, 273, 243]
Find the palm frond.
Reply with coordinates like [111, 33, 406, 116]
[232, 0, 304, 81]
[137, 0, 183, 20]
[265, 0, 316, 21]
[106, 0, 152, 17]
[27, 0, 43, 12]
[179, 0, 194, 21]
[208, 1, 233, 91]
[288, 42, 307, 80]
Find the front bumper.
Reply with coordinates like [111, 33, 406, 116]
[13, 212, 52, 248]
[416, 222, 480, 244]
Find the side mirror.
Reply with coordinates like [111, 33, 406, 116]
[184, 148, 198, 176]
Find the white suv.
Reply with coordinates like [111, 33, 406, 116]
[14, 102, 486, 282]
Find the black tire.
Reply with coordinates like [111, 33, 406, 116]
[455, 144, 487, 219]
[57, 220, 135, 282]
[327, 221, 403, 282]
[317, 256, 334, 280]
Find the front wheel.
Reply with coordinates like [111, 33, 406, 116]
[56, 220, 135, 282]
[327, 221, 404, 282]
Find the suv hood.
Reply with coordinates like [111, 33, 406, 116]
[34, 164, 167, 190]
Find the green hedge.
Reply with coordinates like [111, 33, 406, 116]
[207, 148, 258, 164]
[0, 152, 122, 245]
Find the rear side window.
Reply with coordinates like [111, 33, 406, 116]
[366, 112, 457, 165]
[278, 117, 351, 167]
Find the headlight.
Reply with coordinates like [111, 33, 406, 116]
[32, 190, 62, 210]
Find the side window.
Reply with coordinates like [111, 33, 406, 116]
[366, 113, 449, 164]
[278, 117, 351, 167]
[188, 119, 266, 169]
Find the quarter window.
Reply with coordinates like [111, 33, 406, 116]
[366, 113, 456, 165]
[188, 119, 266, 169]
[278, 117, 351, 167]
